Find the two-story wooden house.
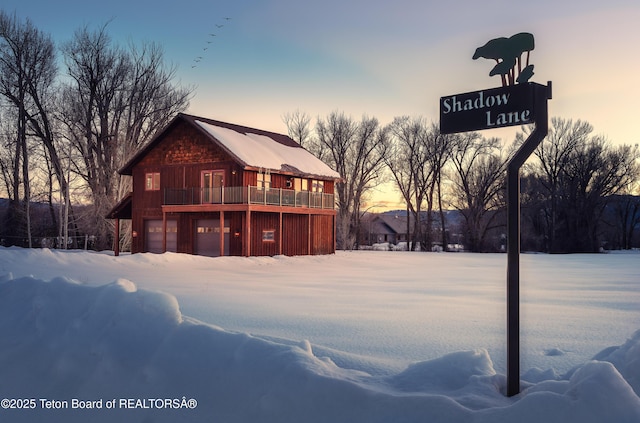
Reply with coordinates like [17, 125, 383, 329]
[107, 113, 340, 257]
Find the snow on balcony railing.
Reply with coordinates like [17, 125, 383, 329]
[163, 186, 335, 209]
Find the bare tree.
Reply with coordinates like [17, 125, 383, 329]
[315, 111, 388, 249]
[424, 123, 455, 250]
[0, 11, 60, 247]
[59, 24, 127, 249]
[524, 118, 592, 251]
[449, 133, 506, 252]
[0, 109, 14, 199]
[561, 138, 639, 251]
[519, 118, 639, 252]
[0, 12, 31, 246]
[119, 41, 192, 165]
[383, 116, 430, 249]
[610, 147, 640, 249]
[608, 188, 640, 250]
[60, 23, 191, 250]
[0, 108, 21, 244]
[282, 109, 312, 148]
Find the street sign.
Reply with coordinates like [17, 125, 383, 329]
[440, 83, 540, 134]
[438, 32, 551, 397]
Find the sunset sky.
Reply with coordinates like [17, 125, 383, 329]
[3, 0, 639, 208]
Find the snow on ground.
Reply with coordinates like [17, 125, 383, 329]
[0, 247, 639, 422]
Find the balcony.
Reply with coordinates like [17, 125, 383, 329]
[164, 186, 335, 210]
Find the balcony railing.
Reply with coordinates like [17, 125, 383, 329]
[164, 186, 335, 209]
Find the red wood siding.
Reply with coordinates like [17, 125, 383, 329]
[244, 171, 257, 188]
[270, 173, 287, 189]
[310, 214, 335, 255]
[323, 180, 334, 194]
[229, 212, 244, 256]
[250, 212, 279, 256]
[282, 214, 309, 256]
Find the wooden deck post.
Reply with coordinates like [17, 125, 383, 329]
[278, 211, 283, 255]
[220, 210, 225, 256]
[162, 212, 167, 253]
[307, 213, 312, 255]
[245, 209, 251, 257]
[333, 214, 337, 253]
[114, 218, 120, 256]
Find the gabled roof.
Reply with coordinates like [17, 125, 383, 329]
[373, 214, 409, 235]
[119, 113, 340, 180]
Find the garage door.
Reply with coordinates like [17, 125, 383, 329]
[195, 218, 229, 256]
[144, 220, 177, 253]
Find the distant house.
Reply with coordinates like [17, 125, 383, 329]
[107, 113, 340, 257]
[360, 210, 466, 251]
[361, 213, 409, 246]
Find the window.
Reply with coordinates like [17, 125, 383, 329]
[262, 229, 275, 242]
[312, 180, 324, 193]
[145, 172, 160, 191]
[257, 171, 271, 190]
[294, 178, 308, 191]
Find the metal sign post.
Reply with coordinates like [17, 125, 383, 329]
[505, 82, 551, 396]
[439, 33, 551, 397]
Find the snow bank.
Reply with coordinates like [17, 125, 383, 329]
[2, 247, 637, 378]
[591, 330, 640, 396]
[1, 274, 639, 423]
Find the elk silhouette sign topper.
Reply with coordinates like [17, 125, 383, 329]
[473, 32, 535, 86]
[439, 33, 552, 398]
[440, 32, 549, 134]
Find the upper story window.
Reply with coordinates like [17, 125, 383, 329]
[312, 180, 324, 193]
[294, 178, 308, 191]
[257, 171, 271, 190]
[145, 172, 160, 191]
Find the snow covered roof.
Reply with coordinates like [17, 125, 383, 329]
[194, 119, 340, 179]
[120, 113, 340, 180]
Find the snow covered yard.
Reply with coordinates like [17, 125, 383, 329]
[0, 247, 638, 422]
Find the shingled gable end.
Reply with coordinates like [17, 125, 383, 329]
[108, 113, 340, 257]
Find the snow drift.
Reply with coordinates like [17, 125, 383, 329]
[1, 274, 639, 423]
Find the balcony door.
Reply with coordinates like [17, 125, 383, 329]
[201, 170, 224, 204]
